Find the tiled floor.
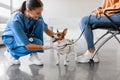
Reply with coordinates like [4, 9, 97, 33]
[0, 34, 120, 80]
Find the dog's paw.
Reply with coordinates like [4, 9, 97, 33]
[64, 62, 68, 66]
[56, 61, 59, 65]
[64, 63, 68, 66]
[66, 59, 69, 62]
[56, 63, 59, 65]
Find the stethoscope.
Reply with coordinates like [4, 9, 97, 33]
[21, 15, 37, 42]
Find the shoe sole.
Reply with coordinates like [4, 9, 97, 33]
[29, 59, 44, 66]
[31, 63, 44, 66]
[76, 59, 99, 64]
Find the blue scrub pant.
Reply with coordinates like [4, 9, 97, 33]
[79, 13, 120, 50]
[2, 36, 43, 59]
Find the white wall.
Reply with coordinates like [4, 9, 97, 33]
[0, 0, 103, 40]
[43, 0, 102, 18]
[42, 0, 103, 39]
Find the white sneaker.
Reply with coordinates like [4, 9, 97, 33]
[29, 53, 43, 66]
[4, 50, 20, 65]
[76, 50, 99, 63]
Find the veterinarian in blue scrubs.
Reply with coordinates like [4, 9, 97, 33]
[2, 0, 55, 65]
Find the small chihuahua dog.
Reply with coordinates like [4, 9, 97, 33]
[52, 28, 75, 66]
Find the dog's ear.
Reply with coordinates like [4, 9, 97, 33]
[63, 28, 68, 35]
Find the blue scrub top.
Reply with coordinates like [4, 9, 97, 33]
[2, 11, 48, 47]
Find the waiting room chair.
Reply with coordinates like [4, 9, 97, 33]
[89, 8, 120, 65]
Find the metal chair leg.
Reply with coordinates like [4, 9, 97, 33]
[94, 31, 109, 45]
[113, 35, 120, 44]
[89, 32, 118, 66]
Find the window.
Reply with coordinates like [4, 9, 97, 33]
[0, 0, 10, 23]
[0, 0, 24, 23]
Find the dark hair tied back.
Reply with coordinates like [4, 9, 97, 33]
[19, 1, 26, 14]
[19, 0, 43, 14]
[26, 0, 43, 10]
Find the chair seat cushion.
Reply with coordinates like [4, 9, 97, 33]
[91, 22, 120, 30]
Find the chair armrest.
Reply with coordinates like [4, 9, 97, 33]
[104, 8, 120, 30]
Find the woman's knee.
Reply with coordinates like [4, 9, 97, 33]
[79, 16, 89, 29]
[9, 46, 29, 58]
[2, 36, 17, 49]
[32, 38, 43, 45]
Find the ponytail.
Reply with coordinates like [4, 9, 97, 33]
[11, 1, 26, 14]
[18, 1, 26, 14]
[12, 0, 43, 14]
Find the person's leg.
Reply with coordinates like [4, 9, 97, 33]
[79, 15, 95, 53]
[80, 13, 120, 52]
[78, 13, 120, 63]
[29, 37, 44, 66]
[2, 36, 43, 65]
[2, 36, 22, 64]
[33, 19, 44, 46]
[27, 19, 45, 65]
[77, 15, 97, 63]
[12, 37, 44, 65]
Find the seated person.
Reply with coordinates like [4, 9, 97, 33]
[77, 0, 120, 63]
